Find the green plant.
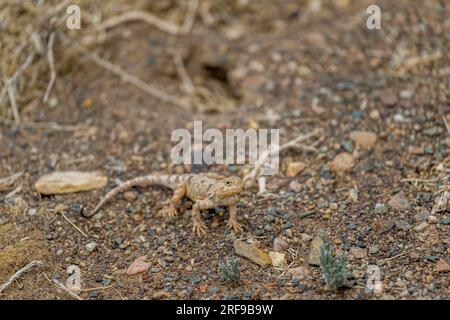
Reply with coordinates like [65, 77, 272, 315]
[219, 257, 240, 286]
[319, 235, 348, 290]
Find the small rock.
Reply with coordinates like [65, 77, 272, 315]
[410, 252, 420, 261]
[349, 247, 368, 259]
[394, 220, 411, 231]
[414, 222, 429, 232]
[441, 217, 450, 225]
[388, 192, 410, 211]
[35, 171, 107, 195]
[286, 161, 306, 177]
[435, 259, 450, 273]
[27, 208, 37, 216]
[349, 130, 377, 148]
[288, 180, 302, 192]
[427, 215, 438, 224]
[380, 89, 398, 107]
[329, 152, 355, 173]
[233, 240, 272, 268]
[126, 256, 151, 275]
[308, 237, 324, 266]
[301, 233, 313, 242]
[273, 238, 289, 252]
[152, 290, 171, 299]
[85, 242, 97, 253]
[269, 251, 286, 267]
[374, 203, 388, 214]
[368, 245, 379, 254]
[286, 266, 309, 280]
[123, 191, 136, 201]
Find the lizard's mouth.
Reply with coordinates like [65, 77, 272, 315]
[216, 185, 244, 198]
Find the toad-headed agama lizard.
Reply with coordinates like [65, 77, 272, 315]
[82, 173, 244, 236]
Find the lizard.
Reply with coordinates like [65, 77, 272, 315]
[82, 173, 244, 236]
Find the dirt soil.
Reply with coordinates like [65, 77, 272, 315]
[0, 0, 449, 299]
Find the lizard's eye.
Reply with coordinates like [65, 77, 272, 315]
[225, 181, 231, 186]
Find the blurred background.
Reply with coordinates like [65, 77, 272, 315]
[0, 0, 449, 300]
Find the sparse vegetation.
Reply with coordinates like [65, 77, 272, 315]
[319, 236, 348, 291]
[219, 257, 240, 286]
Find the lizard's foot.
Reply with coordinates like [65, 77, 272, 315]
[226, 219, 243, 233]
[192, 220, 208, 236]
[160, 205, 178, 219]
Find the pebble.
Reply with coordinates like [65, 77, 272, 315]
[441, 217, 450, 225]
[85, 242, 97, 253]
[269, 251, 286, 267]
[435, 260, 450, 273]
[368, 245, 379, 254]
[233, 240, 272, 268]
[123, 191, 136, 201]
[380, 89, 398, 107]
[374, 203, 388, 214]
[329, 152, 355, 173]
[89, 290, 99, 298]
[34, 171, 107, 195]
[273, 238, 289, 252]
[413, 222, 429, 232]
[286, 161, 306, 177]
[288, 180, 302, 192]
[190, 275, 201, 285]
[308, 237, 324, 266]
[286, 266, 310, 280]
[388, 192, 410, 210]
[27, 208, 37, 216]
[394, 219, 411, 231]
[349, 130, 377, 148]
[427, 215, 438, 224]
[126, 256, 151, 275]
[349, 247, 368, 259]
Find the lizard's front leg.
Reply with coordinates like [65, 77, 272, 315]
[226, 203, 243, 233]
[160, 183, 186, 218]
[191, 199, 213, 236]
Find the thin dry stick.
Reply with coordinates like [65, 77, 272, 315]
[173, 52, 195, 94]
[51, 278, 83, 300]
[97, 10, 179, 35]
[443, 116, 450, 137]
[6, 84, 20, 123]
[59, 33, 190, 110]
[0, 52, 35, 107]
[0, 115, 88, 131]
[43, 32, 56, 103]
[81, 284, 114, 292]
[97, 0, 198, 35]
[60, 212, 88, 237]
[0, 260, 43, 294]
[180, 0, 199, 34]
[243, 129, 322, 187]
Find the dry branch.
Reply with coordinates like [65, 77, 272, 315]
[0, 260, 43, 294]
[97, 0, 198, 35]
[243, 129, 322, 188]
[43, 32, 57, 103]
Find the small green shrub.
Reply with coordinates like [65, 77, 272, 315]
[319, 235, 348, 290]
[219, 257, 240, 286]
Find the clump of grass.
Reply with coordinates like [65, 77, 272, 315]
[219, 257, 240, 286]
[319, 235, 348, 290]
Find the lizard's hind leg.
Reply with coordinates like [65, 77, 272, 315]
[160, 184, 186, 218]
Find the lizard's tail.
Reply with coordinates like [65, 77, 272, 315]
[83, 175, 166, 218]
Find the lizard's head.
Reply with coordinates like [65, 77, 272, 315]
[215, 176, 244, 198]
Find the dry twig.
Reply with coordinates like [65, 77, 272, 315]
[43, 32, 57, 103]
[243, 129, 322, 187]
[0, 261, 43, 294]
